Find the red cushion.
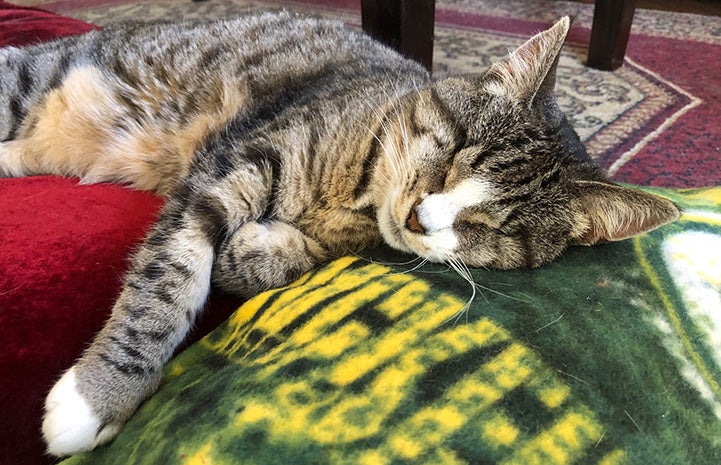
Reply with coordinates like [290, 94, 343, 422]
[0, 5, 102, 462]
[0, 3, 238, 464]
[0, 177, 163, 464]
[0, 1, 97, 47]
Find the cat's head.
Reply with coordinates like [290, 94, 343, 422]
[376, 17, 680, 269]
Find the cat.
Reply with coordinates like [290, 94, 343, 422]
[0, 12, 679, 456]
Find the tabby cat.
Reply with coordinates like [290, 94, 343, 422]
[0, 12, 679, 456]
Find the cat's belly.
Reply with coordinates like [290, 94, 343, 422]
[6, 65, 249, 195]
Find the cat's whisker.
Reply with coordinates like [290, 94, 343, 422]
[354, 118, 401, 190]
[248, 136, 283, 167]
[368, 127, 400, 181]
[349, 252, 424, 267]
[472, 281, 535, 304]
[373, 82, 414, 185]
[397, 106, 415, 181]
[445, 256, 530, 305]
[410, 79, 427, 105]
[443, 257, 532, 305]
[354, 93, 406, 184]
[413, 267, 454, 275]
[381, 114, 405, 180]
[370, 82, 410, 181]
[360, 122, 394, 169]
[382, 92, 415, 179]
[391, 104, 412, 177]
[440, 256, 477, 325]
[387, 257, 429, 276]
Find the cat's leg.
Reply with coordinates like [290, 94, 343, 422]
[212, 220, 329, 298]
[41, 196, 217, 455]
[41, 162, 274, 456]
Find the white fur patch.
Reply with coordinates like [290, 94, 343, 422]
[415, 178, 493, 233]
[42, 367, 118, 456]
[163, 230, 215, 351]
[418, 228, 460, 262]
[59, 66, 117, 121]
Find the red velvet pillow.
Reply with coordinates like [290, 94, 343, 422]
[0, 1, 97, 47]
[0, 3, 238, 464]
[0, 178, 163, 464]
[0, 5, 104, 463]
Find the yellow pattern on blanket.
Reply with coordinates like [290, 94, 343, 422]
[195, 257, 618, 465]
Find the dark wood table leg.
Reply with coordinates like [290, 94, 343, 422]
[361, 0, 435, 71]
[587, 0, 637, 71]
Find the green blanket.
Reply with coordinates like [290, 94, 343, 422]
[64, 187, 721, 465]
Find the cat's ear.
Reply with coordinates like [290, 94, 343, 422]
[570, 181, 681, 245]
[486, 16, 570, 107]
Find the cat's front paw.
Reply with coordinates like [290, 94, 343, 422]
[42, 367, 122, 457]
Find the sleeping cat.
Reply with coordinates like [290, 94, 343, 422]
[0, 12, 679, 456]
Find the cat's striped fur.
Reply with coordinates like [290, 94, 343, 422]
[0, 12, 679, 456]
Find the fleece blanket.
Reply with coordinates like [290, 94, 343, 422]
[61, 187, 721, 465]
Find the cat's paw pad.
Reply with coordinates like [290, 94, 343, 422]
[42, 367, 121, 456]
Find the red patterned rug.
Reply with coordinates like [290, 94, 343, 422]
[32, 0, 721, 188]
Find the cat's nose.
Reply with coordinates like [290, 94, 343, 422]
[405, 200, 425, 234]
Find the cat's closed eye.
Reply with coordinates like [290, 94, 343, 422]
[456, 209, 503, 231]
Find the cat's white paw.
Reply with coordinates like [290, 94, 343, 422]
[42, 367, 120, 456]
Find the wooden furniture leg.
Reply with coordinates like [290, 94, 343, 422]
[587, 0, 637, 70]
[360, 0, 436, 71]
